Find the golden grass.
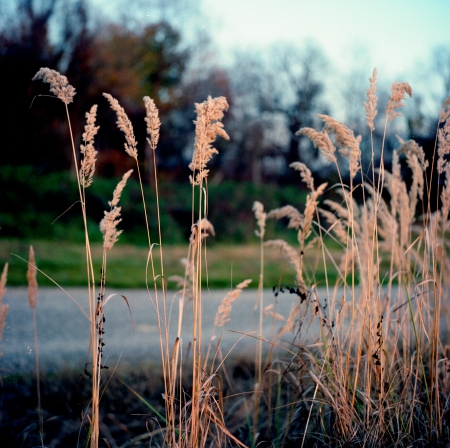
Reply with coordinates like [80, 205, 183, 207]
[3, 67, 449, 447]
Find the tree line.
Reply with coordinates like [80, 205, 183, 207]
[1, 0, 448, 186]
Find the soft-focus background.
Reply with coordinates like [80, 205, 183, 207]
[1, 0, 449, 286]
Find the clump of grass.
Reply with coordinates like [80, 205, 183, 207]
[12, 66, 449, 448]
[249, 71, 450, 447]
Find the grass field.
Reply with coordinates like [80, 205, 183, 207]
[2, 68, 450, 447]
[1, 239, 341, 288]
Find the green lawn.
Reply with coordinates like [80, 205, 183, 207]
[0, 239, 339, 289]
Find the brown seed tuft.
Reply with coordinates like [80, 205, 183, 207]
[144, 96, 161, 150]
[27, 246, 38, 309]
[100, 170, 133, 250]
[32, 67, 76, 105]
[290, 162, 315, 191]
[214, 279, 252, 328]
[103, 93, 138, 159]
[80, 105, 99, 188]
[189, 96, 229, 185]
[386, 81, 412, 122]
[253, 201, 267, 239]
[364, 68, 378, 131]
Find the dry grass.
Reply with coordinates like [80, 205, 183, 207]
[1, 67, 450, 448]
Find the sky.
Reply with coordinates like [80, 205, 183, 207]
[94, 0, 450, 79]
[200, 0, 449, 78]
[91, 0, 450, 117]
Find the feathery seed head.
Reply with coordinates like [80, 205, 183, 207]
[364, 68, 378, 131]
[0, 303, 8, 347]
[190, 218, 216, 245]
[290, 162, 315, 191]
[32, 67, 76, 105]
[253, 201, 267, 238]
[302, 182, 327, 241]
[101, 170, 133, 251]
[214, 279, 252, 327]
[264, 239, 305, 287]
[109, 169, 133, 207]
[103, 93, 138, 159]
[27, 246, 38, 309]
[439, 97, 450, 124]
[80, 105, 99, 188]
[386, 81, 412, 122]
[268, 205, 303, 230]
[317, 114, 361, 180]
[296, 127, 336, 164]
[144, 96, 161, 150]
[189, 96, 229, 185]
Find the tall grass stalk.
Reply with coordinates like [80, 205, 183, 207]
[27, 67, 450, 447]
[260, 70, 450, 446]
[26, 246, 43, 442]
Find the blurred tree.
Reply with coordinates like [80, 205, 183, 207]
[226, 42, 328, 185]
[91, 21, 188, 111]
[89, 21, 190, 182]
[173, 66, 233, 183]
[273, 43, 329, 178]
[431, 45, 450, 107]
[0, 0, 95, 172]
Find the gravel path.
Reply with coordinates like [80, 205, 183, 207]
[1, 287, 311, 373]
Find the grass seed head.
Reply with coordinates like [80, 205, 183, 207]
[252, 201, 267, 238]
[290, 161, 315, 191]
[386, 81, 412, 122]
[103, 93, 138, 159]
[80, 105, 99, 188]
[189, 96, 229, 185]
[296, 127, 336, 164]
[317, 114, 361, 180]
[27, 246, 38, 309]
[144, 96, 161, 150]
[100, 169, 133, 250]
[32, 67, 76, 105]
[214, 279, 252, 327]
[364, 68, 378, 131]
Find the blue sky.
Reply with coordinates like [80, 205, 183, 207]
[201, 0, 450, 79]
[93, 0, 449, 80]
[90, 0, 450, 119]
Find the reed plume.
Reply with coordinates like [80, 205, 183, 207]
[386, 81, 412, 122]
[144, 96, 161, 150]
[264, 239, 303, 286]
[267, 205, 303, 230]
[189, 96, 229, 185]
[32, 67, 76, 105]
[27, 246, 38, 309]
[103, 93, 138, 159]
[80, 105, 99, 188]
[290, 161, 315, 191]
[364, 68, 378, 131]
[100, 169, 133, 250]
[296, 127, 336, 164]
[214, 279, 252, 328]
[253, 201, 267, 239]
[317, 114, 362, 180]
